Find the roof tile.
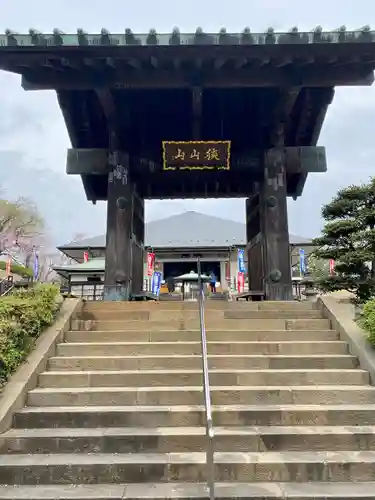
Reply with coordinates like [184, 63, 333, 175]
[60, 211, 311, 249]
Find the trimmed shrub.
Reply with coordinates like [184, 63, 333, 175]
[359, 298, 375, 347]
[0, 284, 61, 386]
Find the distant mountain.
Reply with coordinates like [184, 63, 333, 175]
[0, 150, 106, 246]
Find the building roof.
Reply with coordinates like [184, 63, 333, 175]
[0, 28, 373, 47]
[54, 258, 105, 279]
[60, 211, 312, 250]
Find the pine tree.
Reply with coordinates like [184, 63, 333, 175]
[313, 178, 375, 303]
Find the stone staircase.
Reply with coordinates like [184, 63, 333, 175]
[0, 300, 375, 498]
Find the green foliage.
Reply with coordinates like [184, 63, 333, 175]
[359, 298, 375, 347]
[313, 178, 375, 303]
[0, 284, 60, 386]
[0, 261, 33, 277]
[307, 255, 330, 280]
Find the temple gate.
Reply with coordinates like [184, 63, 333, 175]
[1, 27, 375, 299]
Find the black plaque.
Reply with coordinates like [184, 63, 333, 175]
[162, 141, 231, 171]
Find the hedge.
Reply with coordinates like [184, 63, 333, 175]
[0, 261, 33, 277]
[0, 284, 61, 386]
[359, 298, 375, 348]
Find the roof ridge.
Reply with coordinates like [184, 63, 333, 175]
[58, 211, 312, 249]
[149, 211, 244, 225]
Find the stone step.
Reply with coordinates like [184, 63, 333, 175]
[48, 354, 359, 371]
[3, 425, 375, 454]
[2, 482, 375, 499]
[38, 369, 369, 388]
[56, 341, 348, 357]
[71, 318, 331, 332]
[26, 385, 375, 407]
[65, 329, 338, 343]
[1, 451, 375, 484]
[224, 310, 322, 320]
[14, 404, 375, 428]
[79, 310, 323, 321]
[83, 300, 317, 311]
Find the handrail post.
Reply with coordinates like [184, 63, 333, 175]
[197, 256, 215, 500]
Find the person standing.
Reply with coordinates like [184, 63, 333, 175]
[209, 271, 217, 293]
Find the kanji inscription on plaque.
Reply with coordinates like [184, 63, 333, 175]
[162, 140, 231, 171]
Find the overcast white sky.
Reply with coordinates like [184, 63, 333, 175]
[1, 0, 375, 239]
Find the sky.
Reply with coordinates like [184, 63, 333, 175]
[1, 0, 375, 241]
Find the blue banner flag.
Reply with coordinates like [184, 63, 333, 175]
[33, 252, 39, 280]
[237, 248, 245, 273]
[151, 271, 162, 296]
[299, 248, 306, 275]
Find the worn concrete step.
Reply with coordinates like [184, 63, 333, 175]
[3, 425, 375, 454]
[14, 404, 375, 428]
[56, 341, 348, 357]
[71, 318, 331, 332]
[2, 451, 375, 484]
[65, 329, 338, 343]
[79, 309, 323, 321]
[38, 369, 369, 388]
[2, 482, 375, 499]
[225, 310, 322, 319]
[48, 354, 359, 371]
[83, 300, 318, 311]
[26, 385, 375, 407]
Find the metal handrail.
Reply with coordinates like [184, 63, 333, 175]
[1, 285, 14, 296]
[0, 277, 13, 297]
[197, 256, 215, 500]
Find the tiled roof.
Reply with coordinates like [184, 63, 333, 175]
[1, 27, 373, 47]
[54, 258, 105, 272]
[60, 211, 311, 249]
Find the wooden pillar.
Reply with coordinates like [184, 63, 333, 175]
[261, 148, 292, 300]
[246, 193, 264, 293]
[246, 149, 292, 300]
[104, 150, 134, 301]
[131, 188, 145, 294]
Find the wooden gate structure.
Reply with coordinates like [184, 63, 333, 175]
[1, 27, 375, 299]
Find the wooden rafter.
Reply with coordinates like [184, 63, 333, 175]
[191, 86, 202, 139]
[269, 88, 300, 147]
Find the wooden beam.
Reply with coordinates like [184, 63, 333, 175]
[81, 175, 98, 204]
[213, 58, 226, 70]
[95, 88, 117, 124]
[250, 57, 271, 69]
[150, 56, 158, 68]
[292, 87, 334, 197]
[21, 64, 375, 90]
[66, 148, 264, 176]
[173, 58, 181, 69]
[275, 57, 293, 68]
[298, 56, 315, 67]
[270, 88, 300, 147]
[127, 58, 141, 69]
[67, 147, 326, 177]
[56, 90, 80, 147]
[234, 57, 248, 69]
[191, 86, 202, 139]
[285, 146, 327, 174]
[60, 58, 82, 70]
[194, 58, 204, 70]
[310, 88, 335, 145]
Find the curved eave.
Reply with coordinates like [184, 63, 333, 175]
[286, 87, 334, 195]
[56, 245, 104, 262]
[0, 40, 374, 90]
